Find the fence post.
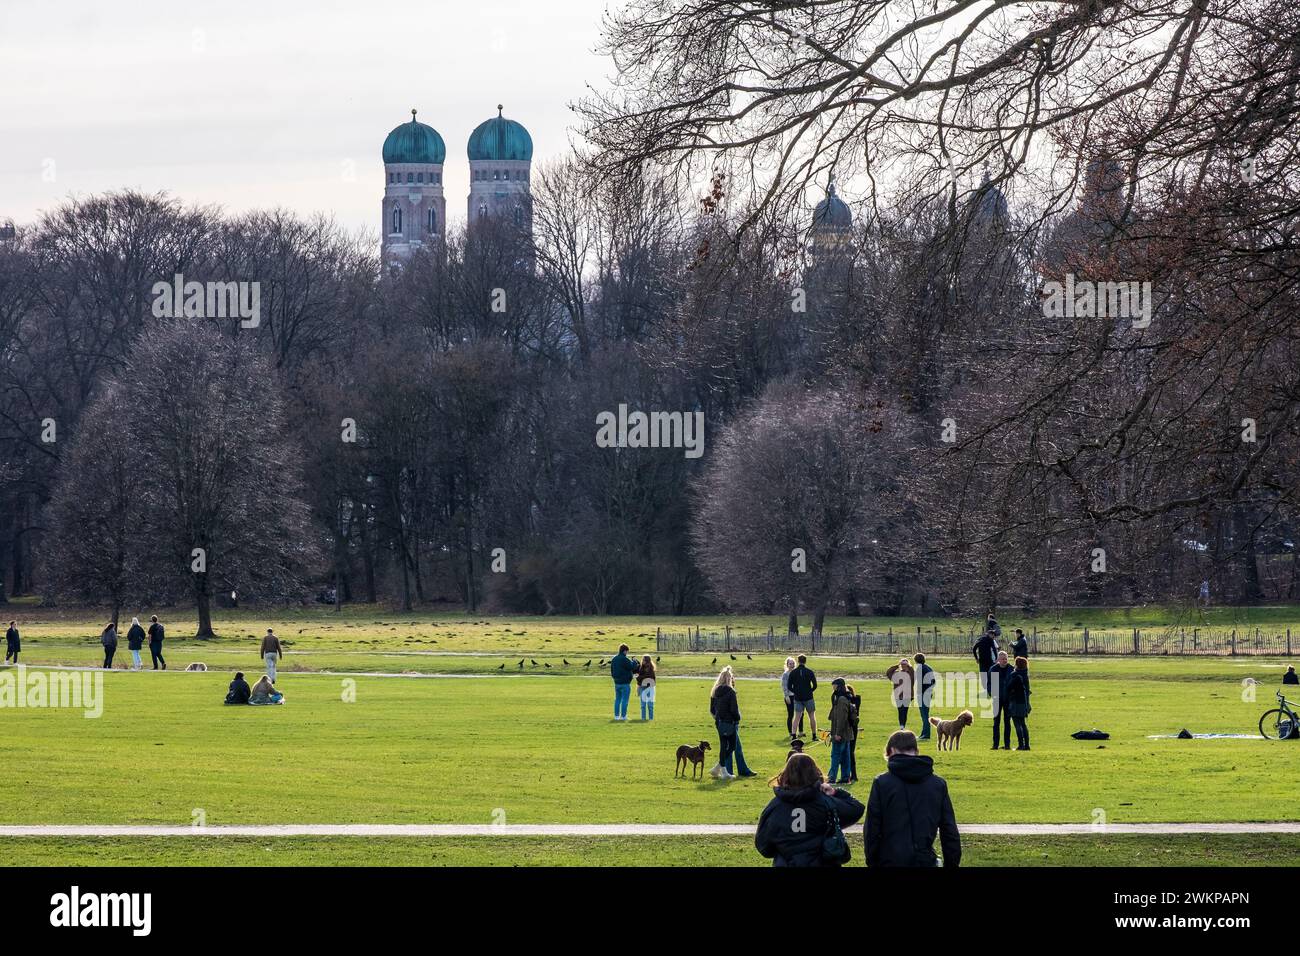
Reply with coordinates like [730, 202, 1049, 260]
[656, 626, 661, 652]
[1133, 628, 1140, 655]
[856, 626, 862, 655]
[1289, 629, 1293, 657]
[1083, 628, 1089, 655]
[888, 626, 894, 654]
[725, 624, 731, 650]
[1231, 630, 1237, 656]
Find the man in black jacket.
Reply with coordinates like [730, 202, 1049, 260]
[1010, 628, 1029, 660]
[864, 730, 961, 867]
[787, 655, 818, 740]
[988, 650, 1014, 749]
[4, 620, 19, 664]
[147, 615, 166, 670]
[972, 630, 998, 694]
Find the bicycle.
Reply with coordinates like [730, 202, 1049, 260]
[1259, 691, 1300, 739]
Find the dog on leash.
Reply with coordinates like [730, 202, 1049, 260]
[184, 662, 208, 672]
[675, 740, 711, 779]
[929, 710, 974, 750]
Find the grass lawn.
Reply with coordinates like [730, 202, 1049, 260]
[2, 834, 1294, 866]
[4, 605, 1300, 865]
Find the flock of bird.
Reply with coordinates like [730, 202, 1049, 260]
[494, 652, 754, 670]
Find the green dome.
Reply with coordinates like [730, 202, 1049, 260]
[383, 111, 446, 164]
[467, 106, 533, 162]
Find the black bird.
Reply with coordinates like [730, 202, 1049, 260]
[530, 659, 539, 667]
[544, 662, 552, 668]
[746, 654, 752, 660]
[711, 657, 717, 665]
[517, 659, 524, 668]
[563, 659, 571, 666]
[497, 662, 505, 670]
[730, 654, 736, 660]
[583, 660, 592, 667]
[655, 656, 661, 662]
[599, 660, 608, 668]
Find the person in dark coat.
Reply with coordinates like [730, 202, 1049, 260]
[972, 630, 998, 693]
[787, 655, 818, 739]
[885, 658, 915, 729]
[126, 617, 146, 670]
[1010, 628, 1029, 660]
[609, 644, 638, 720]
[709, 666, 755, 778]
[1006, 656, 1032, 750]
[4, 620, 19, 664]
[914, 654, 936, 739]
[147, 615, 166, 670]
[225, 672, 251, 705]
[846, 682, 862, 782]
[100, 622, 118, 669]
[755, 753, 864, 867]
[988, 650, 1014, 749]
[1284, 665, 1299, 686]
[864, 730, 961, 867]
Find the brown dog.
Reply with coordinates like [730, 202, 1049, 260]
[675, 740, 711, 778]
[929, 710, 974, 750]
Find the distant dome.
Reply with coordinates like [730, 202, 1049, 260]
[972, 171, 1009, 223]
[468, 106, 533, 162]
[383, 111, 446, 164]
[812, 180, 852, 230]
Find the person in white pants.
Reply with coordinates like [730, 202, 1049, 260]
[260, 628, 283, 684]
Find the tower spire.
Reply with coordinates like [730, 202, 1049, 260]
[497, 103, 503, 117]
[411, 108, 417, 122]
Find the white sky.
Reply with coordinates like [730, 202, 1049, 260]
[0, 0, 610, 238]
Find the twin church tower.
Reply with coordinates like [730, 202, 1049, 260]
[381, 106, 533, 263]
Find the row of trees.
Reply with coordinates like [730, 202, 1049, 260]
[4, 0, 1298, 632]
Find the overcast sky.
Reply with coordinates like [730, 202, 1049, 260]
[0, 0, 610, 238]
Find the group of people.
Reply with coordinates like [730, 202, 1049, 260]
[609, 644, 657, 720]
[972, 614, 1033, 750]
[95, 616, 168, 670]
[225, 629, 286, 705]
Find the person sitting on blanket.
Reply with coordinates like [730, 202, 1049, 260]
[249, 674, 284, 705]
[225, 671, 251, 705]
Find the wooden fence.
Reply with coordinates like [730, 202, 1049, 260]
[655, 625, 1300, 657]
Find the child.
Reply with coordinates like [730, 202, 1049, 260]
[638, 655, 656, 720]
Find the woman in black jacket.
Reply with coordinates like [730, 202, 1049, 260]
[709, 666, 755, 778]
[1006, 657, 1032, 750]
[126, 617, 146, 670]
[755, 753, 865, 866]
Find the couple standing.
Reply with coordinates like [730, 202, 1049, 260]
[609, 644, 656, 720]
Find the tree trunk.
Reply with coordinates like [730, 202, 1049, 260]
[843, 588, 860, 616]
[812, 602, 827, 637]
[787, 603, 799, 637]
[195, 586, 214, 638]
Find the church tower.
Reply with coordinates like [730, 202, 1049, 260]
[466, 105, 533, 231]
[381, 110, 447, 263]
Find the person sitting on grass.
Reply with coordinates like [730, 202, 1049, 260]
[225, 672, 251, 705]
[249, 674, 284, 705]
[1285, 665, 1299, 687]
[755, 753, 864, 867]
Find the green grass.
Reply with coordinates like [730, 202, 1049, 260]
[6, 605, 1300, 866]
[1, 834, 1293, 867]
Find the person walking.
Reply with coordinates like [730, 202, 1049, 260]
[864, 730, 961, 867]
[100, 622, 118, 669]
[147, 615, 166, 670]
[885, 657, 915, 730]
[4, 620, 19, 664]
[260, 629, 283, 684]
[126, 617, 146, 670]
[637, 655, 656, 720]
[827, 679, 857, 784]
[609, 643, 638, 721]
[914, 653, 936, 739]
[1006, 656, 1032, 750]
[781, 657, 797, 740]
[846, 682, 862, 782]
[1010, 628, 1029, 660]
[755, 753, 864, 867]
[988, 650, 1014, 750]
[787, 654, 818, 740]
[709, 666, 755, 779]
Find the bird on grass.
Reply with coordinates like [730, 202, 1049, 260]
[711, 657, 717, 665]
[544, 662, 552, 668]
[517, 659, 524, 668]
[563, 659, 571, 666]
[599, 660, 608, 668]
[530, 659, 539, 667]
[746, 654, 752, 660]
[730, 654, 736, 661]
[583, 660, 592, 668]
[655, 656, 661, 662]
[497, 662, 505, 670]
